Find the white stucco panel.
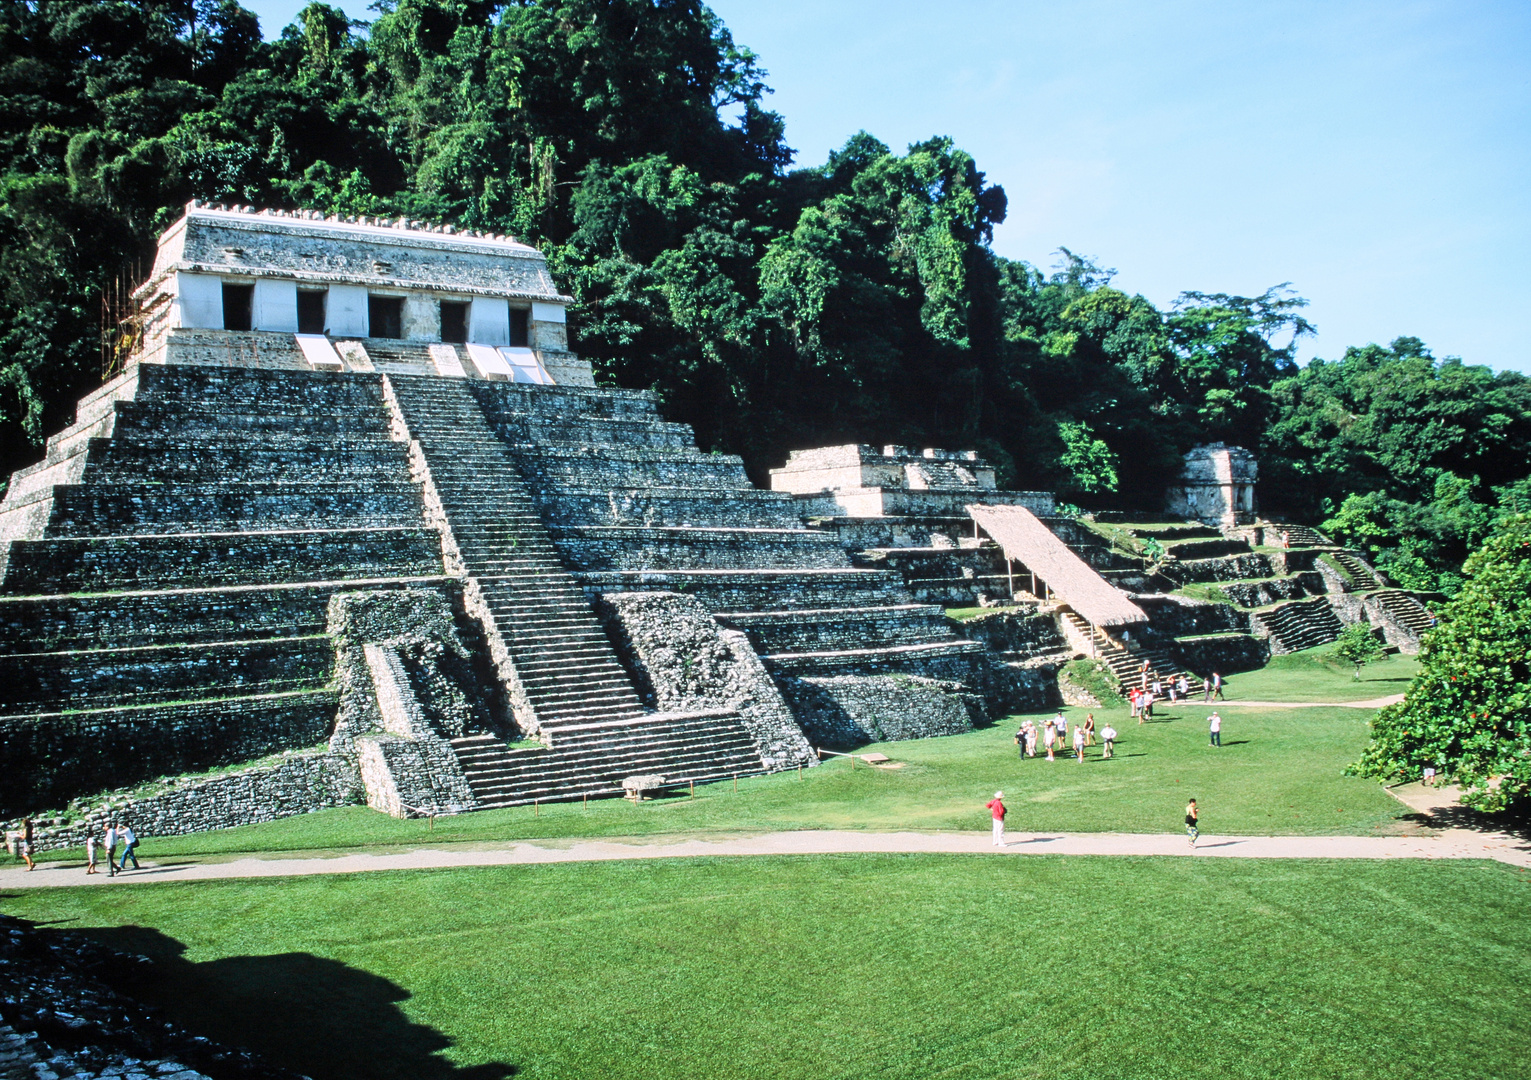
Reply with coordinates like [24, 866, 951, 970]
[253, 278, 298, 332]
[469, 297, 510, 345]
[530, 301, 566, 324]
[328, 285, 369, 337]
[174, 272, 222, 329]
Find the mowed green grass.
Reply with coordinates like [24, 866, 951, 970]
[42, 699, 1406, 863]
[1220, 648, 1419, 703]
[7, 855, 1528, 1080]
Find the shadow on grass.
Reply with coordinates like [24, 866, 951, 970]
[83, 926, 516, 1080]
[1403, 803, 1531, 846]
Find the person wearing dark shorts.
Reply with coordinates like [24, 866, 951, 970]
[1185, 799, 1199, 846]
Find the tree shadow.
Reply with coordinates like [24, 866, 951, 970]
[1401, 803, 1531, 844]
[81, 926, 516, 1080]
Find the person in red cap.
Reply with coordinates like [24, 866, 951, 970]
[985, 791, 1007, 847]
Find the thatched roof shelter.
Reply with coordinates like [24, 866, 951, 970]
[967, 504, 1147, 628]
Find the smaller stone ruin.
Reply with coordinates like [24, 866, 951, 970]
[1165, 443, 1258, 528]
[769, 443, 1052, 519]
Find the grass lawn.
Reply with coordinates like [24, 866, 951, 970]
[1221, 647, 1419, 703]
[6, 855, 1527, 1079]
[27, 697, 1407, 865]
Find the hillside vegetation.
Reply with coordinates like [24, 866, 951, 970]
[1, 0, 1528, 592]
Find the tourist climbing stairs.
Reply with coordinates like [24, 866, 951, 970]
[1059, 611, 1205, 698]
[384, 375, 767, 805]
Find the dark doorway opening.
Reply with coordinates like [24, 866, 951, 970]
[368, 295, 404, 339]
[509, 307, 530, 347]
[221, 283, 253, 331]
[440, 300, 468, 344]
[297, 290, 327, 335]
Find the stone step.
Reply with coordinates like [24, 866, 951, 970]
[1, 527, 444, 594]
[40, 482, 425, 537]
[1, 688, 339, 816]
[79, 438, 413, 485]
[0, 635, 333, 712]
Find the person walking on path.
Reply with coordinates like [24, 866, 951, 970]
[20, 817, 34, 871]
[86, 833, 98, 875]
[1209, 712, 1222, 747]
[1101, 723, 1117, 759]
[1073, 723, 1086, 763]
[1185, 799, 1199, 846]
[104, 824, 118, 877]
[117, 823, 139, 872]
[1210, 672, 1224, 700]
[1177, 675, 1189, 701]
[986, 792, 1007, 846]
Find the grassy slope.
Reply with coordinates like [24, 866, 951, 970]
[1223, 648, 1418, 702]
[7, 855, 1528, 1080]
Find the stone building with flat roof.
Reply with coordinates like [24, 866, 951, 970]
[1165, 443, 1258, 528]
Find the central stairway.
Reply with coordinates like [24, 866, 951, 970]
[384, 375, 768, 805]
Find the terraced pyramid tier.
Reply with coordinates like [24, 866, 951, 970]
[0, 365, 447, 814]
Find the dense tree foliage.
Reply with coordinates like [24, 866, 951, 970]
[1352, 515, 1531, 811]
[0, 0, 1527, 595]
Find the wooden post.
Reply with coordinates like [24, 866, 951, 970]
[690, 779, 695, 799]
[428, 814, 434, 832]
[798, 764, 803, 781]
[583, 792, 587, 809]
[733, 774, 738, 793]
[534, 799, 539, 816]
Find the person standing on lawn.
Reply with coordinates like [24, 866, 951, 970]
[1100, 723, 1117, 759]
[1209, 712, 1222, 747]
[986, 791, 1007, 846]
[1083, 714, 1096, 746]
[1015, 723, 1027, 759]
[1073, 722, 1086, 763]
[1185, 799, 1199, 846]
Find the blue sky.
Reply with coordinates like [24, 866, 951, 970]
[243, 0, 1531, 373]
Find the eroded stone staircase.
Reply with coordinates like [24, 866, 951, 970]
[1060, 611, 1206, 697]
[384, 375, 767, 806]
[1251, 596, 1345, 654]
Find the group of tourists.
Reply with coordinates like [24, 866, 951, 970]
[1014, 711, 1118, 763]
[14, 818, 140, 875]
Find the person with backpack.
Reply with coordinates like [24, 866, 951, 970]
[985, 791, 1007, 847]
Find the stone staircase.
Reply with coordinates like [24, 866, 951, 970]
[0, 365, 446, 815]
[1273, 523, 1328, 547]
[384, 375, 768, 805]
[1059, 611, 1205, 697]
[1328, 550, 1382, 590]
[1369, 589, 1436, 638]
[470, 382, 988, 687]
[1251, 597, 1344, 654]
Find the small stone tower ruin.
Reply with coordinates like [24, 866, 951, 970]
[1165, 443, 1258, 528]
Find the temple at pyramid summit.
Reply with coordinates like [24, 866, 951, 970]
[0, 203, 1438, 844]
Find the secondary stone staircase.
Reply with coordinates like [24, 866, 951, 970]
[0, 365, 447, 815]
[384, 375, 767, 806]
[1251, 597, 1345, 654]
[1059, 611, 1205, 697]
[1369, 589, 1436, 641]
[1328, 550, 1382, 590]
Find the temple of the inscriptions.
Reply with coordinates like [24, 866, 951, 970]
[0, 203, 1438, 847]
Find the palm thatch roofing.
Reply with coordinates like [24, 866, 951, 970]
[967, 504, 1147, 628]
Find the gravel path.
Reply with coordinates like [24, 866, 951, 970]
[4, 814, 1526, 890]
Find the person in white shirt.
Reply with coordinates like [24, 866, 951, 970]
[1072, 723, 1085, 762]
[1209, 712, 1222, 747]
[104, 825, 119, 877]
[1100, 724, 1117, 758]
[116, 823, 139, 872]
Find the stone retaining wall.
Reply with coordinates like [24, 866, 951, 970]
[779, 673, 983, 748]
